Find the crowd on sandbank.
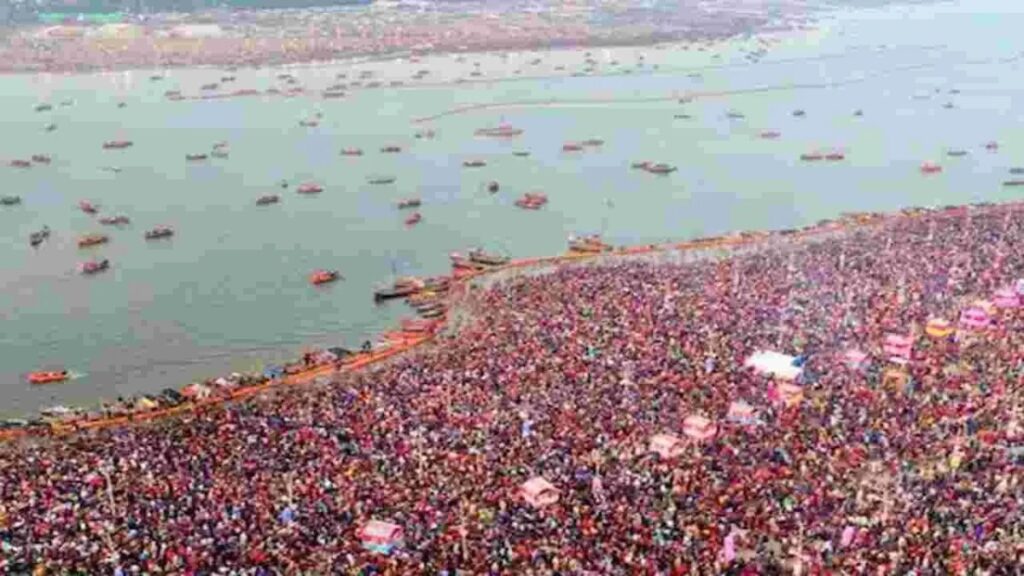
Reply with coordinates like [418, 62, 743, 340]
[2, 202, 1024, 574]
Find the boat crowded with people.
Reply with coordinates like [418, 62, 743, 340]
[79, 259, 110, 275]
[568, 235, 613, 254]
[515, 192, 549, 210]
[468, 249, 510, 267]
[144, 226, 174, 240]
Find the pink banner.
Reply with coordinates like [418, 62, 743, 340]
[883, 334, 912, 362]
[994, 287, 1020, 308]
[959, 307, 990, 330]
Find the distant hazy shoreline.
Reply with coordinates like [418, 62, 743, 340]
[0, 0, 814, 74]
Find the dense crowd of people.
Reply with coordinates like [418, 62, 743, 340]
[2, 204, 1024, 574]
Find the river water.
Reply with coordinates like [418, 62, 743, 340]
[1, 0, 1022, 415]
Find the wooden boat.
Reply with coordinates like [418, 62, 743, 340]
[341, 148, 364, 156]
[1, 195, 21, 206]
[405, 212, 422, 226]
[144, 226, 174, 240]
[760, 131, 781, 139]
[397, 198, 422, 209]
[1009, 167, 1024, 175]
[515, 192, 548, 210]
[374, 284, 420, 302]
[1002, 180, 1024, 187]
[44, 123, 57, 132]
[29, 227, 50, 247]
[79, 259, 110, 275]
[256, 194, 280, 205]
[28, 371, 68, 385]
[800, 152, 824, 162]
[631, 161, 651, 170]
[562, 142, 584, 152]
[824, 152, 845, 161]
[920, 162, 942, 174]
[792, 109, 806, 117]
[200, 83, 220, 91]
[368, 176, 396, 185]
[450, 253, 487, 271]
[8, 159, 31, 168]
[487, 181, 500, 193]
[380, 145, 402, 153]
[475, 125, 523, 138]
[645, 163, 677, 174]
[512, 151, 531, 157]
[186, 153, 208, 161]
[211, 149, 229, 159]
[569, 235, 612, 254]
[31, 154, 51, 164]
[297, 183, 323, 194]
[34, 103, 53, 112]
[581, 138, 604, 147]
[468, 249, 509, 266]
[79, 201, 99, 214]
[947, 150, 968, 157]
[299, 119, 319, 128]
[98, 215, 130, 226]
[985, 141, 999, 151]
[78, 233, 109, 248]
[463, 159, 486, 168]
[309, 270, 341, 285]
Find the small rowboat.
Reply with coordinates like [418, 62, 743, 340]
[309, 269, 341, 285]
[28, 371, 69, 385]
[78, 233, 109, 248]
[297, 183, 323, 194]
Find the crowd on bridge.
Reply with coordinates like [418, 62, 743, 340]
[2, 204, 1023, 574]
